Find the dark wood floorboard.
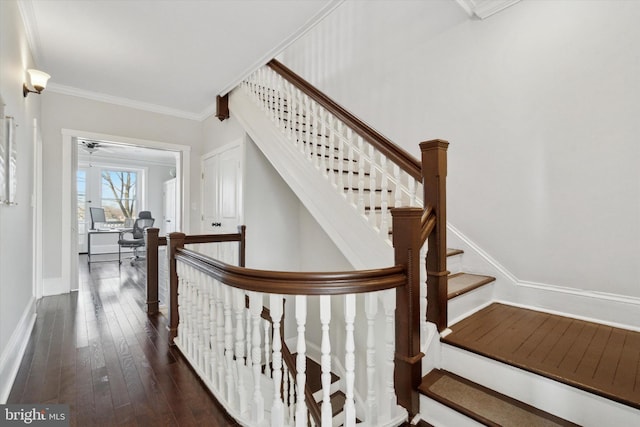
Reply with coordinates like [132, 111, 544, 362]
[8, 255, 240, 426]
[443, 302, 640, 410]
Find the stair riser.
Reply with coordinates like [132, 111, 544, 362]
[440, 344, 639, 427]
[447, 253, 463, 275]
[447, 283, 495, 325]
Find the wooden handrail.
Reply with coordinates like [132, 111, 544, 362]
[175, 247, 406, 296]
[267, 59, 422, 181]
[146, 226, 246, 316]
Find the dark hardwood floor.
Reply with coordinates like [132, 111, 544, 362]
[8, 255, 240, 426]
[443, 302, 640, 410]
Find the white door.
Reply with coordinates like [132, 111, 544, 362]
[163, 178, 177, 235]
[201, 142, 243, 234]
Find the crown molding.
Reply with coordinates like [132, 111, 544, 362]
[218, 0, 344, 97]
[17, 0, 43, 66]
[47, 83, 202, 121]
[455, 0, 521, 19]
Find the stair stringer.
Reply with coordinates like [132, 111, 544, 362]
[230, 87, 393, 270]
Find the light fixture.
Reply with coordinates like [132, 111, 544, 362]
[23, 69, 51, 97]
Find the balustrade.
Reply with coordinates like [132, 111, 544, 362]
[162, 229, 409, 426]
[241, 61, 424, 242]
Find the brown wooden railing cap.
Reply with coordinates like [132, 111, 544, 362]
[420, 139, 450, 151]
[176, 248, 406, 295]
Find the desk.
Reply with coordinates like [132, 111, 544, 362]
[87, 229, 131, 265]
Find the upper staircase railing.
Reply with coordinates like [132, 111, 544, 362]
[243, 60, 424, 241]
[240, 59, 449, 330]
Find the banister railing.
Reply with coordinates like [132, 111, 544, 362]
[240, 60, 449, 333]
[163, 221, 422, 426]
[267, 60, 422, 181]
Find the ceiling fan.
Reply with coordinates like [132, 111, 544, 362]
[80, 140, 102, 154]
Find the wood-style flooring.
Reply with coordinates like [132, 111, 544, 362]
[442, 303, 640, 410]
[7, 255, 240, 426]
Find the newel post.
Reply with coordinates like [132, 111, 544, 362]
[145, 228, 160, 315]
[167, 232, 186, 345]
[420, 139, 449, 332]
[238, 225, 246, 267]
[391, 207, 424, 417]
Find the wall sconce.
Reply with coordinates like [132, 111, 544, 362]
[23, 69, 51, 97]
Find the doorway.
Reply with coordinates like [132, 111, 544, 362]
[59, 129, 191, 295]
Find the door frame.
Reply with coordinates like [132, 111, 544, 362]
[60, 129, 191, 294]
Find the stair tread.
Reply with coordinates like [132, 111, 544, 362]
[447, 272, 495, 300]
[419, 369, 579, 427]
[442, 303, 640, 410]
[447, 248, 464, 257]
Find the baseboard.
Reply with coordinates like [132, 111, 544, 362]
[0, 297, 36, 403]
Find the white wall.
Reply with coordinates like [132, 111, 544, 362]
[279, 0, 640, 298]
[41, 92, 202, 282]
[0, 0, 39, 402]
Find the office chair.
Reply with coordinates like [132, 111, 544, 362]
[89, 207, 107, 230]
[117, 211, 154, 266]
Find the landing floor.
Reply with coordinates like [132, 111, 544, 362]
[442, 303, 640, 410]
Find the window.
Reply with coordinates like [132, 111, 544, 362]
[101, 169, 138, 221]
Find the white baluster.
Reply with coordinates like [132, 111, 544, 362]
[208, 275, 216, 384]
[246, 296, 253, 369]
[176, 263, 186, 349]
[304, 96, 312, 161]
[310, 101, 318, 166]
[224, 285, 235, 406]
[198, 271, 207, 372]
[320, 296, 332, 427]
[379, 154, 390, 238]
[369, 146, 378, 227]
[319, 108, 328, 177]
[344, 294, 356, 427]
[286, 84, 294, 142]
[249, 292, 264, 424]
[393, 164, 402, 208]
[408, 175, 417, 207]
[383, 289, 397, 420]
[357, 136, 366, 215]
[346, 128, 355, 205]
[295, 296, 307, 427]
[264, 319, 271, 379]
[215, 280, 225, 390]
[233, 288, 247, 414]
[202, 274, 212, 382]
[297, 91, 305, 154]
[365, 293, 379, 424]
[336, 122, 345, 192]
[270, 295, 284, 427]
[328, 115, 336, 187]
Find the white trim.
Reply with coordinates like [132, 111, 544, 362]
[0, 297, 36, 404]
[48, 83, 202, 121]
[57, 129, 191, 296]
[218, 0, 345, 97]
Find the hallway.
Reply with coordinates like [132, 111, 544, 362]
[7, 256, 239, 426]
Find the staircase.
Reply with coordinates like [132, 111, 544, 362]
[227, 61, 640, 426]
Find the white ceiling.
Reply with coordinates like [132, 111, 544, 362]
[19, 0, 339, 120]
